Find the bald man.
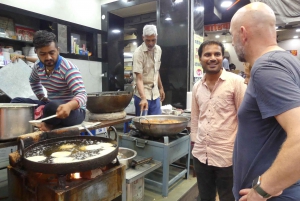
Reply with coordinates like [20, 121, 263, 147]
[230, 2, 300, 201]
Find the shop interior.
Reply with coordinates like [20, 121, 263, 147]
[0, 0, 299, 200]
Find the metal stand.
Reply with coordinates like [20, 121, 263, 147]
[144, 135, 191, 197]
[118, 131, 191, 197]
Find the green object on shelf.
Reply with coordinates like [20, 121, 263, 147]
[75, 45, 79, 54]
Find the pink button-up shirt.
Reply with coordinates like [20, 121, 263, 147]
[191, 70, 246, 167]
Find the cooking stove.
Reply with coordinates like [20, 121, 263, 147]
[8, 162, 126, 201]
[7, 128, 127, 201]
[118, 129, 191, 197]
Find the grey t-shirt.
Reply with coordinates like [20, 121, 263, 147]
[233, 51, 300, 200]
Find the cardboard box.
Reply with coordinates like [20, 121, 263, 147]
[126, 177, 144, 201]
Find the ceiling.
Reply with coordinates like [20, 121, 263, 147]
[203, 0, 251, 25]
[205, 27, 300, 43]
[110, 1, 156, 18]
[203, 0, 300, 43]
[109, 0, 300, 42]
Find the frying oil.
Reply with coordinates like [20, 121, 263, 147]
[25, 139, 115, 164]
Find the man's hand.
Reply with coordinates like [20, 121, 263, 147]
[139, 98, 148, 112]
[40, 97, 49, 103]
[11, 55, 24, 63]
[56, 103, 72, 119]
[159, 88, 165, 102]
[239, 188, 282, 201]
[38, 122, 53, 131]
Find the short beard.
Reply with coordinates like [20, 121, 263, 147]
[235, 45, 247, 62]
[205, 67, 222, 74]
[237, 52, 246, 62]
[43, 61, 55, 68]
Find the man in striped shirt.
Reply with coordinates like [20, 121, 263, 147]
[11, 30, 87, 131]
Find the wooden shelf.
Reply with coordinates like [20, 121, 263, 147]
[0, 37, 33, 45]
[60, 53, 104, 62]
[0, 4, 108, 63]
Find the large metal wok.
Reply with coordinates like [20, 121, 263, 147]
[86, 91, 133, 113]
[132, 115, 189, 137]
[20, 136, 118, 175]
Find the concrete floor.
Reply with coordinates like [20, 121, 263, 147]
[143, 167, 199, 201]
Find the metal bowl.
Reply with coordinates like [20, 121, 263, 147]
[86, 91, 133, 114]
[117, 147, 137, 169]
[132, 115, 189, 137]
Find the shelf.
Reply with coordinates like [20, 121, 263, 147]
[0, 4, 107, 63]
[0, 37, 33, 45]
[60, 53, 104, 62]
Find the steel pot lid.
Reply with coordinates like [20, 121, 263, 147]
[0, 103, 37, 108]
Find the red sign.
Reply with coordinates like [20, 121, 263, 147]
[204, 22, 230, 32]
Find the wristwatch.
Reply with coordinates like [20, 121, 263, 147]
[252, 176, 272, 199]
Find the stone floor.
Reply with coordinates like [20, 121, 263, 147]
[143, 165, 198, 201]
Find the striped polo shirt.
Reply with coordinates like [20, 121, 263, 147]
[29, 55, 87, 109]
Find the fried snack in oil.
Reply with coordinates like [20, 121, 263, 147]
[140, 119, 181, 124]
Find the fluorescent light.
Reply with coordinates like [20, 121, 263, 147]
[275, 26, 278, 29]
[133, 42, 137, 46]
[221, 1, 233, 8]
[196, 6, 204, 12]
[112, 29, 121, 33]
[222, 40, 226, 43]
[175, 0, 183, 3]
[296, 29, 300, 32]
[293, 36, 299, 39]
[101, 15, 105, 20]
[165, 17, 172, 21]
[215, 35, 220, 38]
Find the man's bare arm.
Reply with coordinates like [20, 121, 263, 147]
[260, 106, 300, 195]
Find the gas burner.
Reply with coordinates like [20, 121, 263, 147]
[128, 129, 189, 143]
[8, 161, 124, 201]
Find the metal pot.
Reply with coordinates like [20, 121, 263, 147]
[132, 115, 189, 137]
[20, 136, 118, 174]
[0, 103, 37, 140]
[118, 147, 137, 169]
[86, 91, 133, 113]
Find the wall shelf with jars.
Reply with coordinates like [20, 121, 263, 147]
[0, 3, 108, 65]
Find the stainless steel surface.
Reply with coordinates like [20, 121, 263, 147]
[118, 147, 137, 169]
[29, 114, 57, 127]
[0, 103, 37, 139]
[132, 115, 189, 137]
[86, 91, 133, 113]
[0, 60, 36, 99]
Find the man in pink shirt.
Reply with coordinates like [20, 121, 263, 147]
[191, 40, 246, 201]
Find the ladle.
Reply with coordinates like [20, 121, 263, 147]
[29, 115, 57, 127]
